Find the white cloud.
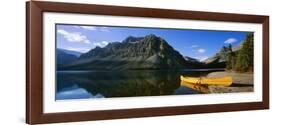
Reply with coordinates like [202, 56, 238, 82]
[80, 26, 97, 31]
[93, 41, 109, 48]
[66, 47, 91, 53]
[73, 26, 97, 30]
[99, 27, 110, 32]
[84, 40, 91, 44]
[72, 26, 80, 29]
[190, 45, 198, 48]
[224, 38, 238, 44]
[197, 48, 206, 53]
[57, 29, 68, 35]
[73, 25, 109, 32]
[57, 29, 91, 44]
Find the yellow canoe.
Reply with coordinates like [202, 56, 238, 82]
[180, 81, 210, 94]
[180, 75, 232, 86]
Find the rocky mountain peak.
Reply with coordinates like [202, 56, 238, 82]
[122, 36, 144, 43]
[61, 34, 195, 70]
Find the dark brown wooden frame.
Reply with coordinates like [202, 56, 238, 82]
[26, 1, 269, 124]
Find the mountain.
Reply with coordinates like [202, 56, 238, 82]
[184, 56, 199, 63]
[203, 47, 228, 64]
[232, 43, 243, 52]
[59, 34, 196, 70]
[57, 49, 78, 66]
[203, 44, 242, 68]
[57, 48, 82, 57]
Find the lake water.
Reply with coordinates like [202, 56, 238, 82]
[56, 69, 223, 100]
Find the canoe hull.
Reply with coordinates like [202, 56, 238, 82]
[180, 81, 210, 94]
[180, 76, 232, 86]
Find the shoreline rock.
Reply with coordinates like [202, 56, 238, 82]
[206, 71, 253, 93]
[208, 86, 253, 93]
[207, 71, 253, 85]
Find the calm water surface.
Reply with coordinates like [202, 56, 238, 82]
[56, 69, 223, 100]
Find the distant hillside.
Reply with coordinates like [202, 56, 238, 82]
[202, 39, 247, 68]
[57, 48, 82, 57]
[59, 34, 200, 70]
[56, 49, 78, 66]
[203, 44, 242, 68]
[184, 56, 199, 63]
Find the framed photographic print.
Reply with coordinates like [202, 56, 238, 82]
[26, 1, 269, 124]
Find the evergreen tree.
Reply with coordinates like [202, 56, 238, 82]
[235, 33, 254, 72]
[235, 49, 246, 71]
[226, 44, 236, 70]
[221, 46, 228, 60]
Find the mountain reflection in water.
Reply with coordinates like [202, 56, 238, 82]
[56, 70, 220, 100]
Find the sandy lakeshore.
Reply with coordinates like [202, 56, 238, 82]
[206, 71, 253, 93]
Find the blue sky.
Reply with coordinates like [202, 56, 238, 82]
[56, 24, 248, 61]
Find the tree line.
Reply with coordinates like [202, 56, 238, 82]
[225, 33, 254, 72]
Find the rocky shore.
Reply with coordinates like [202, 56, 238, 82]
[206, 71, 253, 93]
